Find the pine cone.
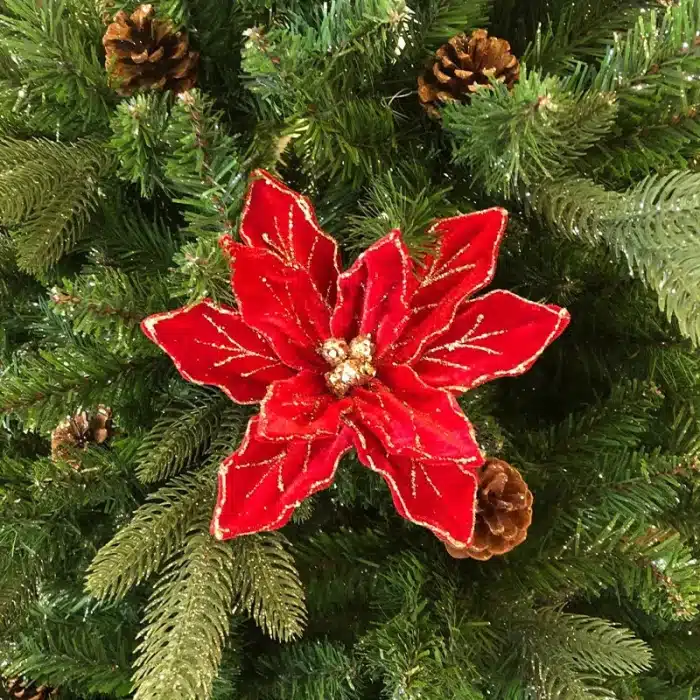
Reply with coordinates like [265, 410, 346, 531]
[417, 29, 520, 118]
[50, 406, 113, 468]
[102, 4, 198, 96]
[445, 459, 532, 561]
[5, 677, 58, 700]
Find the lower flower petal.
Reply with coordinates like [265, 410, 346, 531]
[413, 290, 570, 393]
[350, 421, 480, 547]
[141, 299, 294, 404]
[259, 371, 351, 440]
[211, 417, 353, 540]
[352, 364, 483, 465]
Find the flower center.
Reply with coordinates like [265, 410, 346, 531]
[320, 335, 376, 397]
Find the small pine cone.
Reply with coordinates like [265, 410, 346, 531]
[418, 29, 520, 118]
[445, 459, 533, 561]
[5, 677, 59, 700]
[50, 406, 113, 468]
[102, 4, 198, 96]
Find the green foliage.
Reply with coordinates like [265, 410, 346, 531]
[86, 469, 214, 601]
[231, 533, 307, 642]
[2, 0, 700, 698]
[132, 531, 238, 700]
[532, 171, 700, 346]
[0, 137, 111, 276]
[444, 69, 617, 197]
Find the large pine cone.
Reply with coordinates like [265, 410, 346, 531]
[50, 406, 113, 468]
[103, 4, 198, 96]
[418, 29, 520, 117]
[4, 677, 58, 700]
[445, 459, 533, 561]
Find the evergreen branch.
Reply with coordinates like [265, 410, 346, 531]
[444, 69, 617, 197]
[0, 0, 113, 127]
[252, 641, 357, 700]
[132, 531, 237, 700]
[85, 470, 214, 601]
[0, 137, 111, 276]
[532, 171, 700, 346]
[533, 609, 654, 676]
[110, 93, 171, 198]
[136, 391, 233, 484]
[231, 532, 307, 642]
[415, 0, 492, 49]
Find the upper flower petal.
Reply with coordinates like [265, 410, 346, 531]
[352, 364, 483, 465]
[228, 242, 331, 370]
[259, 371, 352, 440]
[413, 290, 570, 393]
[232, 169, 341, 308]
[331, 231, 414, 357]
[141, 299, 294, 404]
[390, 208, 508, 364]
[349, 421, 480, 548]
[211, 416, 353, 540]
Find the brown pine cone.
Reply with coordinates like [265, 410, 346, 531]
[418, 29, 520, 118]
[50, 406, 113, 468]
[102, 4, 198, 96]
[4, 677, 59, 700]
[445, 459, 533, 561]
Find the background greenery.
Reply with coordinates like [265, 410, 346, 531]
[2, 0, 700, 698]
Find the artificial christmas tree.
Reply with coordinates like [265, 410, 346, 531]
[3, 0, 700, 699]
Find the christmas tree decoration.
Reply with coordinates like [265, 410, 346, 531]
[141, 170, 569, 548]
[50, 406, 113, 468]
[3, 677, 59, 700]
[418, 29, 520, 118]
[444, 459, 533, 561]
[102, 4, 198, 96]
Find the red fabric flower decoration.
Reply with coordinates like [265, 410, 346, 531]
[142, 171, 570, 547]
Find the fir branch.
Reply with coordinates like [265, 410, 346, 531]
[444, 69, 617, 197]
[0, 137, 111, 277]
[110, 93, 171, 198]
[136, 392, 235, 484]
[85, 470, 214, 601]
[252, 641, 357, 700]
[415, 0, 492, 50]
[532, 171, 700, 346]
[132, 531, 237, 700]
[231, 532, 307, 642]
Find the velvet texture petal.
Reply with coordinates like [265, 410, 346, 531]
[228, 242, 331, 370]
[211, 417, 353, 539]
[141, 299, 293, 404]
[414, 290, 571, 393]
[259, 371, 351, 440]
[350, 422, 480, 547]
[331, 231, 414, 356]
[237, 169, 341, 307]
[391, 208, 508, 364]
[353, 365, 483, 466]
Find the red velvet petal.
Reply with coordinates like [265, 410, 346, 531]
[414, 290, 571, 392]
[391, 208, 508, 364]
[141, 299, 293, 404]
[211, 417, 353, 539]
[259, 371, 351, 440]
[352, 365, 483, 466]
[229, 243, 331, 370]
[350, 421, 480, 547]
[331, 231, 414, 356]
[235, 169, 341, 308]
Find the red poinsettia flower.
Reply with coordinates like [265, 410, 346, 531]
[141, 170, 569, 547]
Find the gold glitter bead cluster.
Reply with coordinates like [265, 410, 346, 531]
[321, 335, 376, 397]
